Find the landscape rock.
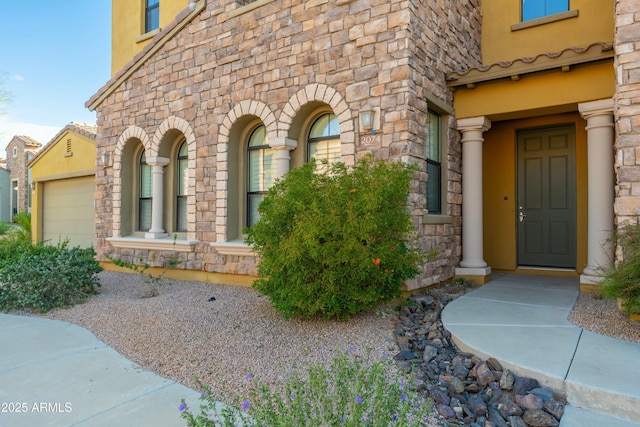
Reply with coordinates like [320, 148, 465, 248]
[514, 377, 540, 396]
[523, 409, 560, 427]
[543, 399, 565, 420]
[516, 393, 544, 410]
[394, 290, 566, 427]
[499, 369, 515, 390]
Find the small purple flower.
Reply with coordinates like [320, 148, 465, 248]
[200, 392, 206, 398]
[178, 402, 187, 412]
[241, 400, 250, 411]
[382, 354, 389, 359]
[348, 345, 354, 353]
[246, 373, 254, 380]
[290, 393, 296, 401]
[355, 396, 363, 404]
[340, 417, 346, 424]
[400, 393, 407, 401]
[392, 415, 398, 421]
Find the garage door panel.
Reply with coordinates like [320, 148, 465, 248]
[43, 176, 95, 248]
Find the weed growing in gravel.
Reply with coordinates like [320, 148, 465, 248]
[601, 219, 640, 314]
[106, 251, 181, 298]
[179, 349, 430, 427]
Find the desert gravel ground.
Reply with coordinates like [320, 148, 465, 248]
[568, 291, 640, 344]
[34, 271, 401, 397]
[19, 270, 640, 426]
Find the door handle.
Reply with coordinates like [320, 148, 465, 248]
[519, 207, 527, 223]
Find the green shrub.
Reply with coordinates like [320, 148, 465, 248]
[0, 221, 11, 236]
[245, 156, 425, 320]
[8, 212, 32, 243]
[180, 349, 430, 427]
[0, 239, 34, 269]
[0, 244, 102, 313]
[601, 220, 640, 314]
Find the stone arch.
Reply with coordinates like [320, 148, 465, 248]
[218, 100, 278, 145]
[279, 83, 356, 164]
[151, 115, 198, 240]
[216, 101, 277, 242]
[114, 125, 151, 168]
[112, 126, 151, 238]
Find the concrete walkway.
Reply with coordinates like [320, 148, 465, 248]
[442, 273, 640, 427]
[0, 314, 205, 427]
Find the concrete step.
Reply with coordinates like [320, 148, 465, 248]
[561, 406, 640, 427]
[441, 273, 640, 424]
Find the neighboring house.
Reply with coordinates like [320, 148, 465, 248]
[0, 158, 9, 222]
[29, 123, 97, 248]
[86, 0, 635, 292]
[5, 135, 42, 220]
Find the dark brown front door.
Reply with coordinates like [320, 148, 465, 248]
[517, 125, 576, 268]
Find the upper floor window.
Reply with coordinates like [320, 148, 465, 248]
[522, 0, 569, 21]
[12, 146, 17, 157]
[426, 110, 442, 215]
[145, 0, 160, 33]
[308, 113, 340, 171]
[176, 140, 188, 232]
[247, 125, 276, 227]
[138, 150, 152, 231]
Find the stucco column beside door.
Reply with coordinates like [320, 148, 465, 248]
[578, 99, 615, 287]
[455, 116, 492, 282]
[145, 156, 170, 239]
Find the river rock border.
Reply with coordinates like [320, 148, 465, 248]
[393, 290, 565, 427]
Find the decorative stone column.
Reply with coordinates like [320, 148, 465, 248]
[269, 137, 297, 178]
[578, 99, 615, 289]
[145, 156, 170, 239]
[455, 116, 492, 283]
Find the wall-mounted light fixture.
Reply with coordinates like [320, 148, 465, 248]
[188, 0, 198, 10]
[360, 108, 375, 132]
[30, 182, 36, 191]
[101, 151, 112, 168]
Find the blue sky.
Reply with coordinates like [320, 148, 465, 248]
[0, 1, 111, 155]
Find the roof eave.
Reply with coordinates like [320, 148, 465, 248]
[447, 42, 614, 89]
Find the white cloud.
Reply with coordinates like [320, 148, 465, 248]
[0, 116, 61, 156]
[12, 74, 24, 82]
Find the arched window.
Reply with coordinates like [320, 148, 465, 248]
[176, 140, 188, 232]
[308, 113, 340, 168]
[247, 125, 276, 227]
[138, 150, 152, 231]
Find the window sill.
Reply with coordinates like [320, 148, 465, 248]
[210, 241, 255, 256]
[512, 10, 578, 32]
[107, 236, 198, 252]
[135, 28, 161, 43]
[229, 0, 276, 19]
[423, 214, 453, 225]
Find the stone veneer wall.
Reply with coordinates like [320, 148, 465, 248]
[94, 0, 481, 290]
[614, 0, 640, 226]
[5, 138, 32, 216]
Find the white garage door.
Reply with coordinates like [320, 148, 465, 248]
[42, 176, 95, 248]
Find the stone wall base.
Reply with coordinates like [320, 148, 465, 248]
[99, 261, 256, 287]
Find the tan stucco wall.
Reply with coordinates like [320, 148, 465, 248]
[111, 0, 187, 75]
[30, 130, 96, 244]
[481, 0, 614, 65]
[483, 112, 588, 273]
